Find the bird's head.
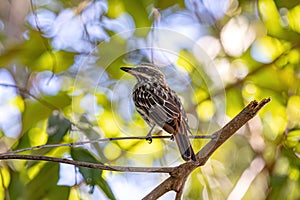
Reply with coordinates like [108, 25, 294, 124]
[121, 63, 166, 85]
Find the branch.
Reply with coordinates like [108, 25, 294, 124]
[142, 98, 270, 200]
[0, 98, 270, 199]
[197, 97, 270, 163]
[0, 154, 174, 173]
[3, 135, 212, 155]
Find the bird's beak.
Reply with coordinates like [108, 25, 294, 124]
[120, 67, 133, 73]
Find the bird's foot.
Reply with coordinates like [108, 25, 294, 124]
[146, 136, 152, 144]
[170, 135, 174, 141]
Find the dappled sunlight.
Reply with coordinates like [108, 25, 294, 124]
[28, 127, 48, 147]
[231, 59, 248, 79]
[242, 82, 257, 101]
[27, 1, 109, 52]
[0, 69, 22, 138]
[196, 100, 215, 122]
[288, 5, 300, 33]
[259, 0, 283, 35]
[0, 0, 300, 199]
[194, 36, 221, 60]
[103, 142, 122, 160]
[214, 58, 233, 84]
[34, 71, 62, 95]
[228, 156, 265, 200]
[251, 36, 286, 63]
[286, 95, 300, 128]
[221, 16, 256, 57]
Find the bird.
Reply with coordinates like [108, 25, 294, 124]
[121, 63, 197, 162]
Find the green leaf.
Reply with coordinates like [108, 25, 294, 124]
[123, 0, 151, 28]
[258, 0, 300, 41]
[282, 147, 300, 168]
[268, 175, 289, 200]
[0, 30, 75, 73]
[30, 50, 75, 73]
[8, 171, 27, 200]
[22, 99, 53, 135]
[275, 0, 300, 9]
[286, 130, 300, 149]
[22, 92, 71, 134]
[0, 31, 46, 68]
[47, 111, 71, 144]
[71, 148, 103, 185]
[156, 0, 185, 9]
[12, 129, 31, 150]
[226, 88, 243, 118]
[97, 176, 116, 200]
[26, 162, 70, 200]
[43, 92, 72, 110]
[71, 148, 116, 199]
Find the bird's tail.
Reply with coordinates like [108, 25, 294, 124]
[174, 133, 196, 162]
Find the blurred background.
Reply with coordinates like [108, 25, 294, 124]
[0, 0, 299, 199]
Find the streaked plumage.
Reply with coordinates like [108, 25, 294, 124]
[121, 63, 196, 162]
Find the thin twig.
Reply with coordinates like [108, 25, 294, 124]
[0, 154, 174, 173]
[3, 135, 213, 155]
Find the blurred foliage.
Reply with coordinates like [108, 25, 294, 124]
[0, 0, 300, 199]
[71, 148, 115, 199]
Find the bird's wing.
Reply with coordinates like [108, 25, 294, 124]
[134, 85, 183, 133]
[134, 84, 196, 161]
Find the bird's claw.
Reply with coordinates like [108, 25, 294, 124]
[170, 135, 174, 141]
[146, 136, 152, 144]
